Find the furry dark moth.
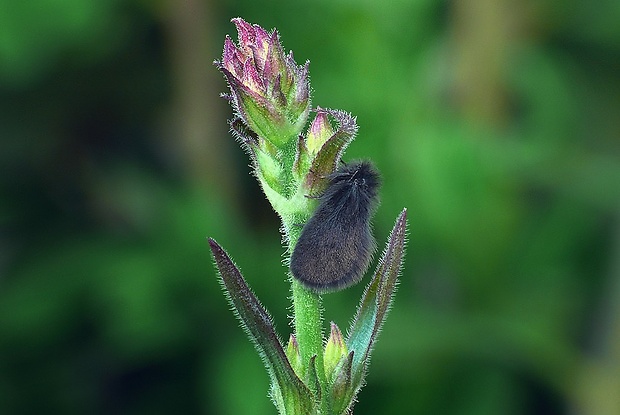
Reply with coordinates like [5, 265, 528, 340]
[290, 160, 381, 293]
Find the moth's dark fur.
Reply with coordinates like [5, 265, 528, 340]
[290, 160, 381, 293]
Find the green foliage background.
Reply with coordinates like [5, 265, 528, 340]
[1, 0, 619, 414]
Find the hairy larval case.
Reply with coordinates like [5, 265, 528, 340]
[290, 160, 381, 293]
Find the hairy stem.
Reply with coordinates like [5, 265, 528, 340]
[291, 280, 324, 382]
[286, 219, 327, 403]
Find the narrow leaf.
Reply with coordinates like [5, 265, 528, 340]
[208, 238, 314, 414]
[307, 355, 322, 402]
[330, 350, 355, 415]
[346, 208, 408, 386]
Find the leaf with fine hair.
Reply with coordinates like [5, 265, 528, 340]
[208, 238, 315, 414]
[330, 351, 355, 414]
[346, 208, 408, 387]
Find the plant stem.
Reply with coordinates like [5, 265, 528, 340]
[292, 280, 330, 415]
[283, 181, 328, 411]
[292, 280, 325, 379]
[287, 219, 327, 403]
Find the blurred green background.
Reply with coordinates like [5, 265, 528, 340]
[1, 0, 619, 414]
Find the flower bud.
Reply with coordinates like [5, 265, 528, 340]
[324, 322, 348, 381]
[215, 18, 310, 149]
[285, 334, 304, 379]
[306, 108, 334, 156]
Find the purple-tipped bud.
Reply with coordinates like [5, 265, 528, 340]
[306, 108, 334, 156]
[216, 18, 311, 149]
[297, 108, 359, 195]
[324, 322, 348, 380]
[285, 334, 304, 378]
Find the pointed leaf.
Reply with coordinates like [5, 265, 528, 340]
[346, 208, 408, 386]
[307, 355, 322, 402]
[208, 238, 315, 414]
[330, 351, 355, 415]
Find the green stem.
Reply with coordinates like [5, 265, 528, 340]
[286, 217, 327, 411]
[291, 280, 324, 373]
[291, 280, 328, 413]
